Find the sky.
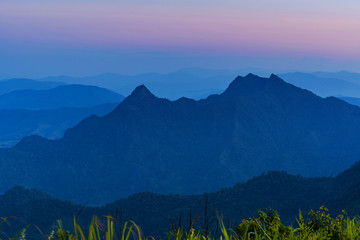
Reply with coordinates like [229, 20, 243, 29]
[0, 0, 360, 78]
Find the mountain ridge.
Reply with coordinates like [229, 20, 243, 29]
[2, 74, 360, 204]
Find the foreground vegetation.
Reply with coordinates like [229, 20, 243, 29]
[2, 207, 360, 240]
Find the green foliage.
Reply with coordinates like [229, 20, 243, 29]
[295, 206, 360, 239]
[234, 206, 360, 240]
[234, 210, 293, 240]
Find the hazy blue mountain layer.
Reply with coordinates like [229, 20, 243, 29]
[311, 71, 360, 85]
[0, 84, 124, 110]
[1, 74, 360, 204]
[279, 72, 360, 97]
[0, 78, 65, 95]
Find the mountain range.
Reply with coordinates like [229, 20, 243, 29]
[1, 74, 360, 204]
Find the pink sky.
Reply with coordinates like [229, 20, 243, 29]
[0, 1, 359, 76]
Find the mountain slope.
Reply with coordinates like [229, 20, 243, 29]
[0, 84, 124, 110]
[339, 97, 360, 107]
[2, 74, 360, 204]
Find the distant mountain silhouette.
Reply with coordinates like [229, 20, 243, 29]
[39, 70, 360, 100]
[311, 71, 360, 85]
[39, 71, 236, 100]
[0, 84, 124, 110]
[0, 103, 119, 147]
[279, 72, 360, 97]
[2, 74, 360, 204]
[0, 78, 65, 95]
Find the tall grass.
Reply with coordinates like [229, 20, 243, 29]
[55, 216, 143, 240]
[2, 207, 360, 240]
